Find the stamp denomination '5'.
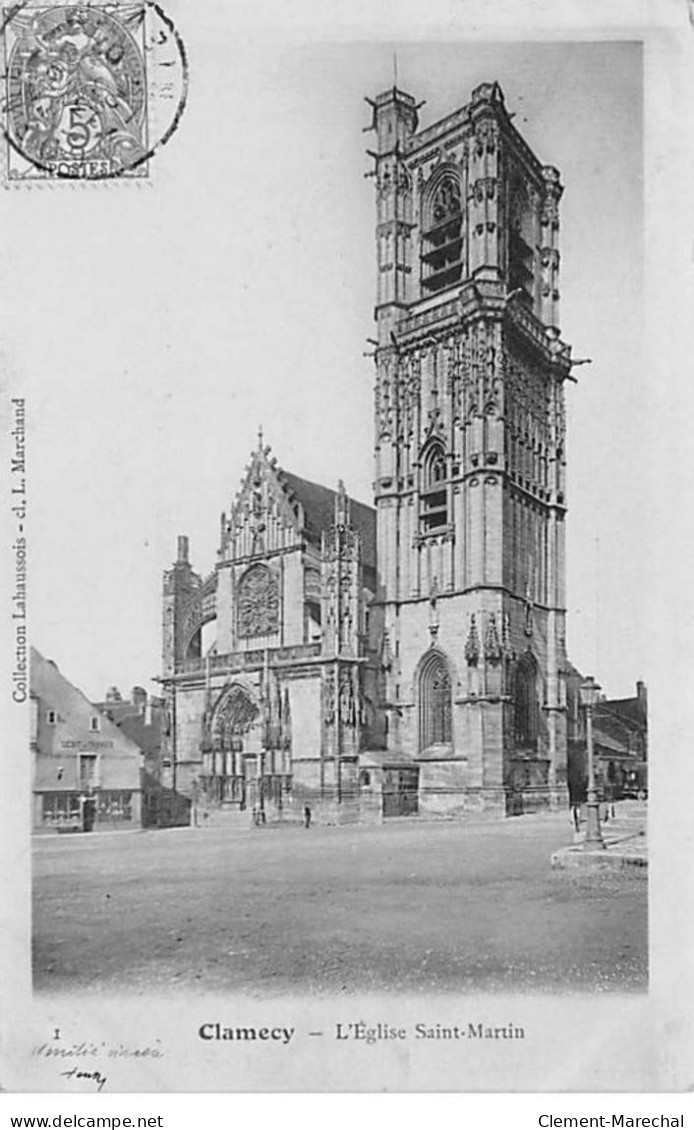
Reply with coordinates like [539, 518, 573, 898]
[2, 0, 187, 181]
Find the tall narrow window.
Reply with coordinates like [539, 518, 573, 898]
[421, 174, 463, 293]
[420, 442, 448, 532]
[514, 654, 539, 750]
[508, 178, 535, 307]
[419, 650, 452, 750]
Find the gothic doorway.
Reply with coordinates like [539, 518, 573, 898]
[209, 683, 259, 806]
[382, 766, 420, 818]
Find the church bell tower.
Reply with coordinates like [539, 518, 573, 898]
[368, 80, 573, 816]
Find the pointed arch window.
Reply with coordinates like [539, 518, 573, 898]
[419, 650, 452, 750]
[421, 173, 464, 293]
[213, 683, 259, 749]
[420, 441, 448, 532]
[514, 653, 539, 751]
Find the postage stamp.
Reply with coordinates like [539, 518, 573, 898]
[1, 0, 187, 182]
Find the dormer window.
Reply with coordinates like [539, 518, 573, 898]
[421, 174, 464, 293]
[420, 442, 449, 532]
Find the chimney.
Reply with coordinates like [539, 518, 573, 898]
[636, 680, 647, 721]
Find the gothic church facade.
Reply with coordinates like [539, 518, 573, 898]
[159, 79, 574, 822]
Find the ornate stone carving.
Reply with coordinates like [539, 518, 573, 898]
[502, 611, 514, 659]
[473, 176, 497, 202]
[473, 119, 498, 156]
[378, 163, 393, 200]
[339, 667, 356, 727]
[524, 582, 534, 637]
[376, 353, 395, 440]
[322, 671, 336, 727]
[464, 614, 480, 666]
[237, 564, 279, 638]
[428, 577, 440, 642]
[484, 613, 503, 664]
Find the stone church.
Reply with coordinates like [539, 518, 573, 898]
[159, 79, 575, 822]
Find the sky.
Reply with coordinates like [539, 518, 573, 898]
[1, 27, 645, 701]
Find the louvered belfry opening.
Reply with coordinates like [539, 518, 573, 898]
[420, 441, 448, 532]
[508, 179, 535, 307]
[421, 174, 464, 293]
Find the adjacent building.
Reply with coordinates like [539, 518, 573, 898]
[566, 670, 648, 802]
[94, 686, 191, 827]
[31, 647, 143, 833]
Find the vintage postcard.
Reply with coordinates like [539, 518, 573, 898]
[1, 0, 692, 1095]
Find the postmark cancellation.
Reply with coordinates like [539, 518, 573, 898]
[2, 0, 187, 182]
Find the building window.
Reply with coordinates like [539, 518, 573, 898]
[46, 710, 57, 725]
[421, 174, 464, 293]
[89, 716, 100, 732]
[420, 442, 448, 531]
[42, 793, 81, 825]
[418, 650, 452, 750]
[514, 654, 539, 750]
[97, 791, 133, 822]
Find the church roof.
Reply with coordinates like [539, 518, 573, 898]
[281, 470, 376, 569]
[595, 697, 647, 731]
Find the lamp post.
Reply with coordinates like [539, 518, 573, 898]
[580, 675, 606, 851]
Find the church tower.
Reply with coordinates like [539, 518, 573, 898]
[368, 81, 573, 816]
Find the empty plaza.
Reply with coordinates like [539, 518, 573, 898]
[33, 809, 647, 996]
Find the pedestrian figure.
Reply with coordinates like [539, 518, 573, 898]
[303, 805, 312, 829]
[571, 804, 580, 833]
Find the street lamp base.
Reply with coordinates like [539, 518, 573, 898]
[583, 800, 607, 851]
